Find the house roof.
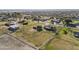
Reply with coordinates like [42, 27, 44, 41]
[9, 21, 19, 28]
[74, 32, 79, 36]
[9, 24, 19, 28]
[65, 19, 72, 22]
[75, 23, 79, 26]
[67, 24, 76, 27]
[53, 19, 60, 23]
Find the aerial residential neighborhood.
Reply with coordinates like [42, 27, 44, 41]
[0, 9, 79, 50]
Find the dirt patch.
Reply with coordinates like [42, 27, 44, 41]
[0, 34, 35, 50]
[52, 39, 73, 50]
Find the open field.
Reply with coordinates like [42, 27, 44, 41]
[41, 30, 79, 50]
[12, 20, 54, 47]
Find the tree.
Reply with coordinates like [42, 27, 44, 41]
[12, 12, 22, 21]
[59, 28, 69, 34]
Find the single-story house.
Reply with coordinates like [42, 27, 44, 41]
[75, 23, 79, 28]
[33, 16, 50, 22]
[51, 18, 60, 25]
[44, 25, 56, 32]
[74, 32, 79, 38]
[66, 24, 76, 27]
[65, 19, 72, 24]
[8, 21, 19, 32]
[8, 24, 19, 32]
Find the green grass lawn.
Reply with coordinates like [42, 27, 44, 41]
[72, 20, 79, 24]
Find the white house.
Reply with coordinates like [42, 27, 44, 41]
[51, 17, 60, 25]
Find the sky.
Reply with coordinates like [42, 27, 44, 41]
[0, 0, 79, 9]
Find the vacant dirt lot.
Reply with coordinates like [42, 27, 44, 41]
[0, 34, 35, 50]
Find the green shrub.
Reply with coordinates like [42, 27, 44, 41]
[59, 28, 69, 34]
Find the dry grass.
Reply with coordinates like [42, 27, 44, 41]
[13, 20, 53, 47]
[41, 33, 79, 50]
[0, 22, 8, 35]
